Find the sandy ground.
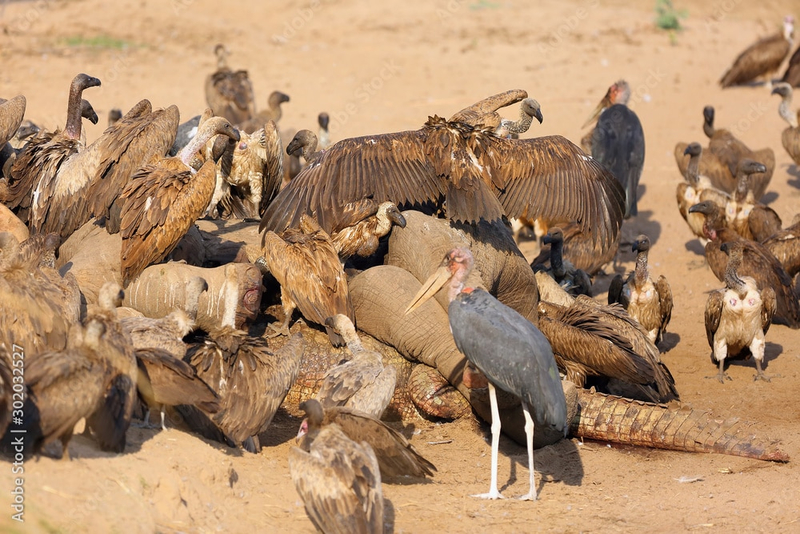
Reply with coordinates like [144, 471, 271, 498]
[1, 0, 800, 532]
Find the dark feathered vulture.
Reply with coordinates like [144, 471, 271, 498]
[675, 143, 730, 242]
[289, 399, 383, 534]
[532, 227, 592, 297]
[259, 95, 625, 268]
[724, 159, 782, 242]
[297, 398, 435, 480]
[720, 16, 794, 88]
[705, 242, 777, 382]
[762, 214, 800, 277]
[205, 44, 256, 125]
[771, 82, 800, 165]
[689, 201, 800, 329]
[406, 247, 566, 500]
[176, 329, 304, 453]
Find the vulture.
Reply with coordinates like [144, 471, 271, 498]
[724, 159, 782, 242]
[448, 89, 541, 136]
[782, 44, 800, 87]
[608, 234, 673, 346]
[296, 398, 435, 479]
[762, 214, 800, 277]
[676, 142, 730, 242]
[532, 227, 592, 297]
[119, 116, 240, 286]
[81, 282, 138, 453]
[238, 90, 290, 134]
[176, 329, 304, 453]
[135, 347, 220, 431]
[1, 74, 101, 228]
[720, 15, 794, 88]
[259, 92, 625, 272]
[0, 95, 26, 150]
[260, 214, 355, 347]
[289, 399, 383, 534]
[204, 44, 256, 125]
[771, 82, 800, 165]
[538, 296, 678, 403]
[701, 106, 775, 198]
[317, 112, 331, 149]
[705, 242, 777, 382]
[107, 108, 122, 127]
[689, 201, 800, 329]
[4, 318, 111, 459]
[583, 80, 645, 218]
[329, 200, 407, 262]
[314, 314, 397, 418]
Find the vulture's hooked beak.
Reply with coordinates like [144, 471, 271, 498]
[404, 265, 452, 315]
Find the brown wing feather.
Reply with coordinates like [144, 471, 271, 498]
[205, 69, 256, 124]
[674, 142, 736, 192]
[120, 159, 216, 286]
[259, 129, 444, 234]
[762, 221, 800, 277]
[655, 275, 673, 341]
[260, 120, 284, 215]
[0, 95, 26, 148]
[262, 226, 354, 327]
[289, 425, 383, 534]
[705, 290, 724, 348]
[135, 347, 219, 411]
[87, 103, 180, 223]
[325, 407, 436, 478]
[782, 45, 800, 86]
[761, 286, 777, 334]
[448, 89, 528, 126]
[720, 31, 791, 87]
[489, 135, 625, 257]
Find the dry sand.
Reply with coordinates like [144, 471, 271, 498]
[1, 0, 799, 532]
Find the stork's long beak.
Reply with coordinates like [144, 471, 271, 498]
[404, 265, 452, 315]
[581, 99, 606, 129]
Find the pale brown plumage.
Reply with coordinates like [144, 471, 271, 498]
[0, 95, 26, 149]
[762, 214, 800, 277]
[205, 44, 256, 125]
[448, 89, 530, 131]
[82, 282, 138, 453]
[259, 102, 625, 267]
[290, 399, 383, 534]
[771, 82, 800, 165]
[210, 119, 283, 219]
[0, 232, 76, 355]
[261, 214, 355, 347]
[122, 276, 208, 358]
[135, 347, 220, 431]
[176, 329, 304, 452]
[689, 201, 800, 329]
[783, 44, 800, 86]
[724, 159, 782, 242]
[674, 141, 734, 196]
[5, 318, 110, 459]
[537, 297, 678, 403]
[702, 106, 775, 199]
[529, 220, 620, 275]
[720, 16, 794, 87]
[238, 91, 290, 134]
[315, 314, 397, 418]
[608, 235, 673, 346]
[297, 398, 436, 479]
[330, 200, 407, 261]
[119, 117, 240, 286]
[1, 74, 101, 228]
[675, 142, 731, 241]
[704, 242, 777, 382]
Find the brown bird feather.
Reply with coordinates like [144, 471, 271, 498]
[238, 90, 290, 134]
[204, 44, 256, 125]
[720, 16, 794, 87]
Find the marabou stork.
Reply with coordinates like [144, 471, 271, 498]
[405, 247, 567, 500]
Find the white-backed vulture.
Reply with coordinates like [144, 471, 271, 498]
[676, 142, 730, 241]
[724, 159, 782, 242]
[762, 214, 800, 277]
[205, 44, 255, 125]
[329, 200, 407, 261]
[771, 82, 800, 165]
[720, 16, 794, 87]
[119, 117, 240, 286]
[238, 90, 290, 134]
[532, 227, 592, 297]
[608, 234, 673, 346]
[705, 242, 776, 382]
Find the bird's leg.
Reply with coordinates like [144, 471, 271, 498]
[266, 296, 294, 338]
[706, 343, 730, 382]
[160, 407, 167, 431]
[518, 401, 537, 501]
[754, 359, 771, 382]
[751, 336, 774, 382]
[472, 383, 505, 500]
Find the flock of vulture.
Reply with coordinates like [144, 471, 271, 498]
[0, 13, 800, 530]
